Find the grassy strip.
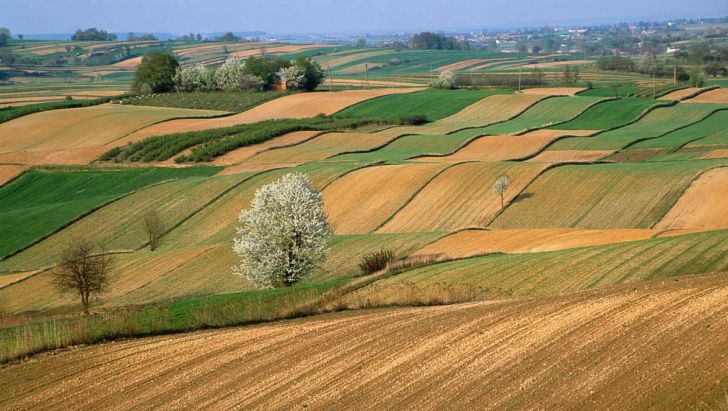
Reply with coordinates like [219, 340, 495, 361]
[550, 98, 657, 130]
[0, 280, 345, 364]
[117, 91, 287, 113]
[0, 94, 131, 124]
[102, 116, 395, 163]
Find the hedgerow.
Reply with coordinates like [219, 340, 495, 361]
[100, 116, 393, 163]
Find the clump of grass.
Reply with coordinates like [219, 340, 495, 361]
[399, 114, 428, 125]
[330, 281, 498, 310]
[358, 249, 395, 275]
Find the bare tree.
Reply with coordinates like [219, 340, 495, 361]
[492, 175, 512, 210]
[143, 208, 165, 251]
[52, 238, 113, 315]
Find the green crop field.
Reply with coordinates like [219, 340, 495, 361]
[628, 109, 728, 150]
[490, 161, 712, 229]
[550, 103, 721, 150]
[551, 98, 659, 130]
[356, 229, 728, 299]
[335, 89, 506, 122]
[0, 167, 220, 259]
[476, 96, 604, 135]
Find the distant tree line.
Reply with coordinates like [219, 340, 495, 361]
[0, 28, 11, 47]
[431, 69, 547, 89]
[126, 32, 158, 41]
[72, 28, 117, 41]
[410, 32, 470, 50]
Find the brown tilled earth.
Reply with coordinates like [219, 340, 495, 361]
[656, 167, 728, 230]
[1, 273, 727, 410]
[0, 164, 28, 186]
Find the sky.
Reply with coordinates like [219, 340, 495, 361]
[2, 0, 727, 34]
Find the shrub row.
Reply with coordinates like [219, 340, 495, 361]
[100, 116, 393, 163]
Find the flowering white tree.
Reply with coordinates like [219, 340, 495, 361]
[174, 64, 216, 92]
[280, 65, 305, 89]
[431, 70, 457, 89]
[492, 175, 512, 210]
[233, 173, 331, 288]
[215, 56, 245, 91]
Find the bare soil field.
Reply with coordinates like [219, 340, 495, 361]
[519, 87, 587, 96]
[230, 44, 332, 58]
[683, 88, 728, 104]
[0, 165, 28, 186]
[528, 149, 614, 162]
[1, 273, 726, 410]
[411, 228, 658, 259]
[655, 167, 728, 230]
[120, 89, 419, 141]
[700, 148, 728, 159]
[658, 87, 705, 101]
[111, 56, 143, 68]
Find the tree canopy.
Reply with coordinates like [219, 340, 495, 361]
[132, 51, 180, 93]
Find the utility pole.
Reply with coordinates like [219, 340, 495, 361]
[518, 66, 522, 92]
[653, 70, 656, 99]
[673, 66, 677, 86]
[365, 63, 369, 89]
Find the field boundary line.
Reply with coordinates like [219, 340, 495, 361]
[369, 162, 472, 233]
[225, 131, 330, 166]
[0, 167, 30, 189]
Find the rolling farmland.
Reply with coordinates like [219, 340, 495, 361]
[550, 103, 722, 150]
[2, 273, 726, 409]
[378, 161, 549, 232]
[0, 167, 220, 260]
[490, 161, 713, 229]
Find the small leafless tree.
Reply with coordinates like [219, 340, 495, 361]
[52, 238, 113, 315]
[143, 208, 165, 251]
[492, 175, 512, 209]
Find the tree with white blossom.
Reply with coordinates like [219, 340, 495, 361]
[233, 173, 331, 288]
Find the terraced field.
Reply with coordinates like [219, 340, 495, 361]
[475, 96, 604, 135]
[491, 161, 712, 229]
[683, 87, 728, 104]
[0, 105, 222, 157]
[323, 163, 449, 234]
[2, 273, 726, 409]
[0, 167, 220, 260]
[378, 162, 548, 233]
[550, 103, 722, 150]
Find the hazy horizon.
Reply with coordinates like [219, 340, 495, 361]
[2, 0, 727, 36]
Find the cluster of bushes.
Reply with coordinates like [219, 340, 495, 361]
[410, 32, 470, 50]
[71, 27, 117, 41]
[100, 116, 392, 163]
[172, 55, 324, 93]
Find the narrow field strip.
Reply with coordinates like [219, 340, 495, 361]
[411, 228, 658, 260]
[655, 167, 728, 230]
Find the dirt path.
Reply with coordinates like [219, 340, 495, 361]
[1, 273, 726, 410]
